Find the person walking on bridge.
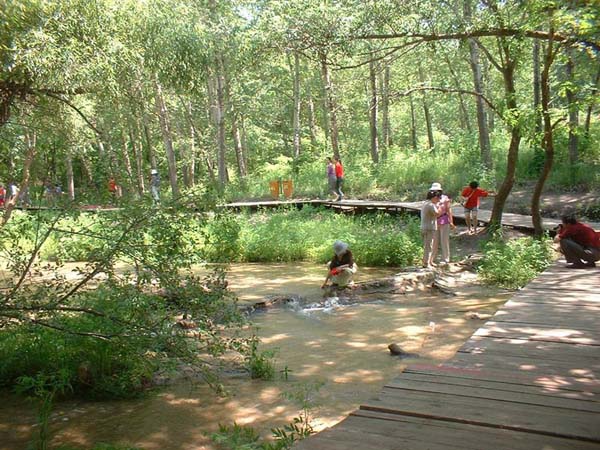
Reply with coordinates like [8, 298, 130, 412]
[334, 156, 344, 202]
[460, 181, 495, 234]
[554, 214, 600, 269]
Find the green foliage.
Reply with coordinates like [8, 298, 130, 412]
[478, 234, 553, 289]
[245, 336, 276, 380]
[210, 383, 321, 450]
[237, 207, 421, 267]
[0, 204, 250, 400]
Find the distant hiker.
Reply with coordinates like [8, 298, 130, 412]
[554, 214, 600, 269]
[334, 156, 344, 201]
[7, 182, 19, 204]
[44, 182, 54, 205]
[460, 181, 495, 234]
[326, 157, 337, 200]
[321, 240, 357, 288]
[18, 186, 31, 207]
[0, 184, 5, 208]
[108, 177, 118, 203]
[421, 190, 442, 269]
[150, 169, 161, 204]
[429, 182, 455, 264]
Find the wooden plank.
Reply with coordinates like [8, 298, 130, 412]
[360, 388, 600, 442]
[351, 410, 600, 450]
[473, 321, 600, 345]
[383, 377, 600, 412]
[387, 370, 598, 402]
[510, 288, 600, 305]
[458, 336, 600, 363]
[491, 302, 600, 330]
[403, 365, 600, 394]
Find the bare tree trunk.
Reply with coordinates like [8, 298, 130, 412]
[584, 66, 600, 135]
[409, 96, 418, 152]
[464, 0, 492, 168]
[489, 51, 521, 229]
[3, 131, 36, 225]
[120, 130, 135, 193]
[418, 66, 435, 150]
[443, 53, 472, 133]
[141, 113, 157, 170]
[213, 61, 228, 186]
[380, 63, 391, 157]
[369, 57, 380, 163]
[130, 126, 146, 196]
[307, 94, 318, 148]
[533, 40, 542, 134]
[65, 150, 75, 200]
[531, 34, 558, 237]
[292, 52, 302, 160]
[232, 113, 247, 178]
[565, 49, 579, 164]
[154, 78, 179, 198]
[320, 52, 340, 159]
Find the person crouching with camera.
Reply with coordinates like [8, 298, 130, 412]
[554, 214, 600, 269]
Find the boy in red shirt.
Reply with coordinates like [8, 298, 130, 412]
[334, 156, 344, 201]
[554, 214, 600, 268]
[461, 181, 495, 234]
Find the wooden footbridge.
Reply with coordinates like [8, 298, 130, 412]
[291, 261, 600, 449]
[222, 198, 588, 232]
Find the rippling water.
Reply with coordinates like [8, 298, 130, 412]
[0, 263, 508, 450]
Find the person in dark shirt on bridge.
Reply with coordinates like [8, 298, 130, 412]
[554, 214, 600, 268]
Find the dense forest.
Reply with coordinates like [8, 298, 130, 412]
[1, 1, 599, 228]
[1, 2, 599, 448]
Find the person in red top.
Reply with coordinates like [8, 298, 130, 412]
[554, 214, 600, 268]
[334, 156, 344, 201]
[0, 184, 5, 208]
[460, 181, 495, 234]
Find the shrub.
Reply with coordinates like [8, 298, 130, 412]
[478, 234, 553, 288]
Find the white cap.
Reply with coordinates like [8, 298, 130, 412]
[151, 169, 158, 175]
[429, 182, 442, 191]
[333, 240, 349, 256]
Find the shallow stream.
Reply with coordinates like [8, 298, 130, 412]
[0, 263, 510, 450]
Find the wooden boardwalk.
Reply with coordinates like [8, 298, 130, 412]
[223, 199, 600, 231]
[294, 262, 600, 449]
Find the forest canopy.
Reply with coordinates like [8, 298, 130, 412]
[0, 0, 599, 227]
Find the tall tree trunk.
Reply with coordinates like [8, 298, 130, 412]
[154, 78, 179, 198]
[232, 113, 247, 178]
[130, 126, 146, 196]
[565, 49, 578, 164]
[320, 52, 340, 159]
[443, 53, 472, 133]
[533, 39, 542, 134]
[3, 131, 36, 225]
[464, 0, 492, 168]
[418, 66, 434, 150]
[409, 96, 418, 152]
[489, 52, 521, 229]
[214, 62, 228, 186]
[584, 66, 600, 135]
[369, 57, 380, 163]
[65, 150, 75, 200]
[380, 63, 391, 157]
[307, 94, 318, 148]
[120, 130, 135, 193]
[531, 35, 558, 237]
[292, 52, 302, 160]
[141, 113, 157, 170]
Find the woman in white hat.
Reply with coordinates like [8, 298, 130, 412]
[429, 182, 455, 264]
[321, 240, 357, 288]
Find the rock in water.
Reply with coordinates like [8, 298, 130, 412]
[388, 343, 419, 358]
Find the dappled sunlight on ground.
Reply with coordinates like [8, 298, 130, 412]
[0, 262, 510, 450]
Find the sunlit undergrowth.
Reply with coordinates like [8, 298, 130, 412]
[478, 234, 554, 289]
[235, 206, 422, 267]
